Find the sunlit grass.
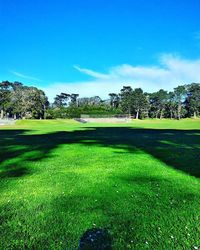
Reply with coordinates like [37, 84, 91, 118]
[0, 119, 200, 249]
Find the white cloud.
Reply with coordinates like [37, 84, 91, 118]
[10, 71, 41, 81]
[73, 65, 109, 79]
[43, 54, 200, 102]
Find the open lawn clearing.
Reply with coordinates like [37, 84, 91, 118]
[0, 119, 200, 249]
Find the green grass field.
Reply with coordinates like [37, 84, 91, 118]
[0, 119, 200, 249]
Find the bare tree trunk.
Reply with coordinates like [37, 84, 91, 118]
[194, 111, 197, 119]
[160, 109, 163, 119]
[128, 107, 131, 118]
[177, 104, 181, 120]
[0, 109, 4, 119]
[136, 110, 139, 119]
[156, 110, 159, 119]
[43, 105, 46, 119]
[170, 110, 173, 119]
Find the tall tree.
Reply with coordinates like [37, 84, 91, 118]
[149, 89, 168, 119]
[54, 92, 70, 107]
[70, 94, 79, 106]
[18, 87, 48, 119]
[166, 91, 176, 119]
[109, 93, 120, 108]
[0, 81, 13, 118]
[173, 85, 187, 119]
[186, 83, 200, 118]
[132, 88, 149, 119]
[119, 86, 133, 116]
[9, 82, 24, 119]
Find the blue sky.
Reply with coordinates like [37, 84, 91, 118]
[0, 0, 200, 101]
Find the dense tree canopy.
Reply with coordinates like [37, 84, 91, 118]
[0, 80, 199, 119]
[186, 83, 200, 118]
[0, 81, 48, 119]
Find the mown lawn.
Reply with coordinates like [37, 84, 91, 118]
[0, 119, 200, 249]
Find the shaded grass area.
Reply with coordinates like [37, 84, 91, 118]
[0, 120, 200, 249]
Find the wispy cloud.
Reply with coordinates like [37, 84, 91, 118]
[73, 65, 109, 79]
[10, 71, 41, 81]
[43, 54, 200, 102]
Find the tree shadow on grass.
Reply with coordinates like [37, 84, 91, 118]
[0, 166, 30, 178]
[1, 126, 199, 249]
[1, 172, 199, 249]
[0, 127, 199, 179]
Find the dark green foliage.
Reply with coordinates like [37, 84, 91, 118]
[185, 83, 200, 118]
[47, 104, 122, 119]
[132, 88, 149, 119]
[109, 93, 120, 108]
[53, 92, 70, 108]
[173, 85, 187, 119]
[119, 86, 133, 115]
[0, 81, 13, 118]
[0, 81, 49, 119]
[149, 89, 168, 119]
[1, 80, 200, 119]
[70, 93, 79, 106]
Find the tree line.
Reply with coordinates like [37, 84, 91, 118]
[0, 80, 200, 119]
[0, 81, 48, 119]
